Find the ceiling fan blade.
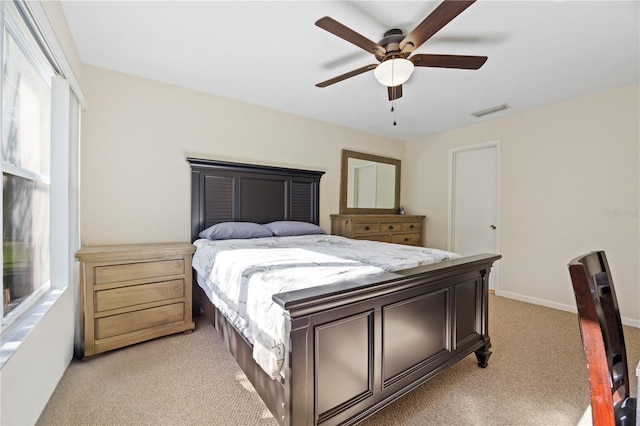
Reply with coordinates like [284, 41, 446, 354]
[411, 54, 487, 70]
[388, 85, 403, 101]
[400, 0, 476, 54]
[315, 16, 386, 56]
[316, 64, 378, 88]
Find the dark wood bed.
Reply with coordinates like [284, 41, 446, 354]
[188, 157, 501, 426]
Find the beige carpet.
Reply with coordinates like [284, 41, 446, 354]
[37, 295, 639, 426]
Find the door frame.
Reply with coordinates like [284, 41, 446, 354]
[447, 140, 501, 293]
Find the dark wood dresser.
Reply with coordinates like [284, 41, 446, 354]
[330, 214, 425, 246]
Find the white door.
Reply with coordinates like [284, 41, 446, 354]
[448, 141, 500, 292]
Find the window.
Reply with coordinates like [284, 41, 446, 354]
[1, 1, 55, 325]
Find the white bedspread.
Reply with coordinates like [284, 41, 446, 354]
[192, 234, 460, 379]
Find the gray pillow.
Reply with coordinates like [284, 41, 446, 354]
[199, 222, 273, 240]
[263, 221, 326, 237]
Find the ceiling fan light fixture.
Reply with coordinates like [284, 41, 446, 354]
[374, 58, 414, 87]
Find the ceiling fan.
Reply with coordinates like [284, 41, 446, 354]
[315, 0, 487, 101]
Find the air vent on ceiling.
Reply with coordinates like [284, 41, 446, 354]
[471, 103, 510, 118]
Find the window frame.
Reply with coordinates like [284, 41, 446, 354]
[0, 0, 74, 331]
[1, 0, 55, 326]
[0, 0, 84, 372]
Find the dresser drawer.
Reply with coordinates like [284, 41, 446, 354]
[94, 279, 185, 312]
[403, 222, 422, 233]
[95, 302, 185, 340]
[354, 223, 381, 235]
[380, 222, 402, 232]
[94, 259, 185, 285]
[391, 233, 422, 246]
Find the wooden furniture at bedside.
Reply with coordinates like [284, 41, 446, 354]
[330, 214, 425, 246]
[76, 242, 196, 358]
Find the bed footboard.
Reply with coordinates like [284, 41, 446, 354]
[273, 253, 500, 426]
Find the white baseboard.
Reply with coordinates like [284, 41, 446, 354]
[497, 290, 640, 329]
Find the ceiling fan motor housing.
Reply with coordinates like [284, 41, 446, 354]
[377, 29, 409, 62]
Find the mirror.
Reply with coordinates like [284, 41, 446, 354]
[340, 149, 401, 214]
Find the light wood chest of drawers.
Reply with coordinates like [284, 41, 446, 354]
[330, 214, 426, 246]
[75, 242, 196, 357]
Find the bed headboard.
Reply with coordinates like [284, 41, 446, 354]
[188, 157, 325, 242]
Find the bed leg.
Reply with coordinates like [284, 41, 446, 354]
[474, 342, 492, 368]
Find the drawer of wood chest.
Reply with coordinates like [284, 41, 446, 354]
[380, 222, 402, 232]
[391, 233, 422, 246]
[353, 223, 381, 234]
[402, 222, 422, 232]
[94, 279, 185, 312]
[94, 259, 185, 285]
[95, 302, 185, 339]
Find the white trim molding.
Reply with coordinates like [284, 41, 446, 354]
[499, 291, 640, 329]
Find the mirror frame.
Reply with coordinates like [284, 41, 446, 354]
[339, 149, 401, 214]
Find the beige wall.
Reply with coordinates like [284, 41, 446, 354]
[405, 84, 640, 324]
[80, 65, 405, 245]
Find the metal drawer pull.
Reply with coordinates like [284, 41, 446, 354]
[409, 225, 415, 229]
[388, 225, 394, 230]
[364, 226, 370, 231]
[404, 238, 409, 242]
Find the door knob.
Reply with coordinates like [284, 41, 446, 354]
[490, 224, 497, 229]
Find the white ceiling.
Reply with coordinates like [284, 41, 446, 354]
[60, 1, 640, 141]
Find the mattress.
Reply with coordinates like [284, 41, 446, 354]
[192, 234, 460, 379]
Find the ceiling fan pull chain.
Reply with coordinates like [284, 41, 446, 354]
[392, 98, 397, 126]
[390, 85, 397, 126]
